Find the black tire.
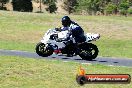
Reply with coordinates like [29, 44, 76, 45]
[79, 43, 99, 60]
[35, 42, 53, 57]
[76, 75, 87, 85]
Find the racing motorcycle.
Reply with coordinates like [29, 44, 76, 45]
[35, 28, 100, 60]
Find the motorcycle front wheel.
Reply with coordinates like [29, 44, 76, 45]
[35, 42, 53, 57]
[78, 43, 99, 61]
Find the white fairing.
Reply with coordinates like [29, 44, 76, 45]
[57, 30, 69, 39]
[41, 29, 69, 49]
[85, 33, 100, 42]
[40, 28, 100, 49]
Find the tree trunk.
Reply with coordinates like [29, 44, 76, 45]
[40, 0, 42, 12]
[2, 2, 4, 8]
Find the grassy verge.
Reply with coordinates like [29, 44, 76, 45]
[0, 56, 131, 88]
[0, 11, 132, 58]
[0, 40, 35, 52]
[96, 38, 132, 58]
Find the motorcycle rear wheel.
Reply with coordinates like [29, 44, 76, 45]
[79, 43, 98, 60]
[36, 42, 53, 57]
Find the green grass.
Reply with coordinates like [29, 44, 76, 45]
[96, 38, 132, 58]
[0, 56, 131, 88]
[0, 10, 132, 58]
[0, 40, 35, 52]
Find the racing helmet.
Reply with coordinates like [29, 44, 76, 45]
[61, 16, 71, 27]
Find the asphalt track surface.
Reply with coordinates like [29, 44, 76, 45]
[0, 49, 132, 67]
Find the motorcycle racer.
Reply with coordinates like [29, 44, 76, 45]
[60, 16, 86, 43]
[57, 16, 86, 56]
